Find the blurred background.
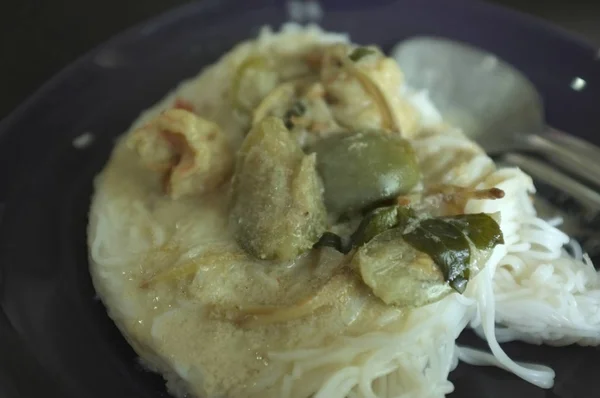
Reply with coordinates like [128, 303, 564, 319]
[1, 0, 599, 120]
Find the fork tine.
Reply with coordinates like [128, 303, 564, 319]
[502, 153, 600, 213]
[523, 133, 600, 189]
[544, 128, 600, 161]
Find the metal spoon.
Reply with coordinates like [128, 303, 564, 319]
[391, 37, 600, 190]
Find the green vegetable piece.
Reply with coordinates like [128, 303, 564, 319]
[402, 219, 471, 293]
[351, 206, 399, 247]
[310, 132, 421, 217]
[442, 213, 504, 250]
[349, 47, 376, 62]
[351, 205, 416, 247]
[230, 117, 327, 261]
[313, 232, 352, 254]
[353, 228, 453, 308]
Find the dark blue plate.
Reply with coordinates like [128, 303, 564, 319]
[1, 1, 599, 397]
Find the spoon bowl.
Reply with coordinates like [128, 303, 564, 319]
[392, 36, 600, 190]
[393, 37, 543, 152]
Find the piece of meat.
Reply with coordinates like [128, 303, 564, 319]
[319, 44, 419, 136]
[128, 108, 233, 199]
[173, 98, 195, 112]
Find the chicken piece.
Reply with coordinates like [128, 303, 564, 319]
[251, 80, 300, 126]
[251, 79, 344, 147]
[230, 55, 279, 113]
[320, 44, 419, 136]
[296, 82, 347, 144]
[128, 109, 233, 199]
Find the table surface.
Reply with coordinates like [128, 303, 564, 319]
[1, 0, 599, 120]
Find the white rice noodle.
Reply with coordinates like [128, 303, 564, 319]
[467, 169, 600, 347]
[261, 296, 470, 398]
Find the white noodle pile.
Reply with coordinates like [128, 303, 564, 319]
[253, 296, 470, 398]
[469, 172, 600, 347]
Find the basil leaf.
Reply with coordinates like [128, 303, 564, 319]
[349, 47, 375, 62]
[443, 213, 504, 250]
[402, 219, 471, 293]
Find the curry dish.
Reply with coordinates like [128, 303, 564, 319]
[89, 25, 583, 398]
